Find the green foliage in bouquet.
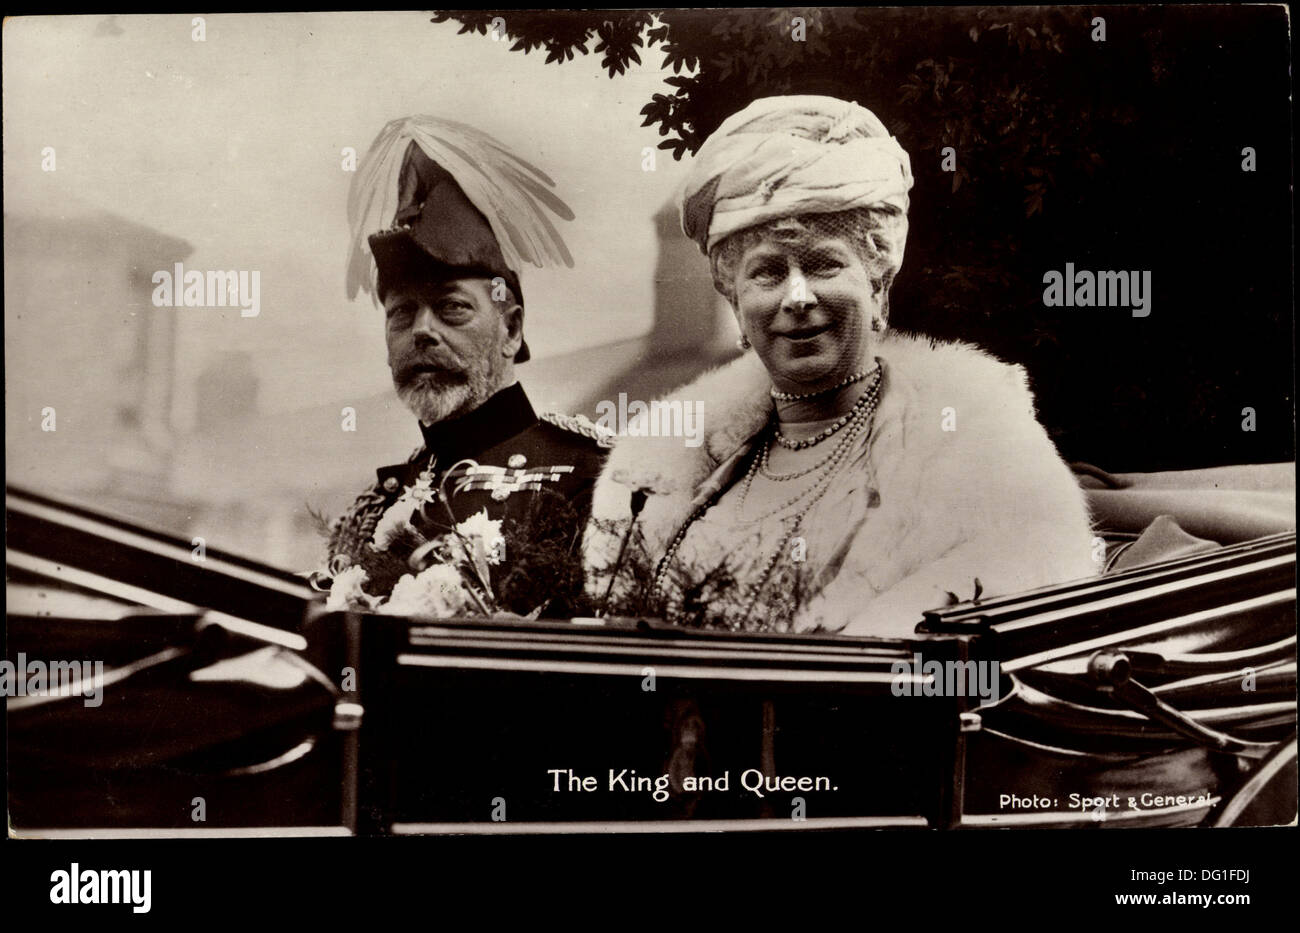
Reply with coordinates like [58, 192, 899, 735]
[592, 515, 816, 633]
[495, 488, 592, 619]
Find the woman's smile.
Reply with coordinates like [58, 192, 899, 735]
[775, 322, 831, 341]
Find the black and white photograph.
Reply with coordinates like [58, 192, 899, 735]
[3, 5, 1295, 913]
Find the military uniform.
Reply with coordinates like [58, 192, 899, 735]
[328, 114, 600, 616]
[327, 383, 611, 581]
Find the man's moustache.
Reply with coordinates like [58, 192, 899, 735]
[397, 359, 466, 384]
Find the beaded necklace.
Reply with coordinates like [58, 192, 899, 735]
[771, 362, 883, 451]
[756, 369, 883, 487]
[652, 359, 887, 630]
[770, 366, 873, 402]
[756, 438, 837, 482]
[737, 376, 880, 524]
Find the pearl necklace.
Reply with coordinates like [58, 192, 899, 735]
[770, 366, 873, 402]
[729, 418, 869, 627]
[738, 382, 877, 524]
[757, 439, 836, 482]
[771, 364, 882, 451]
[652, 359, 887, 627]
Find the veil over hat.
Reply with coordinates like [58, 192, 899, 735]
[346, 115, 576, 364]
[678, 96, 914, 279]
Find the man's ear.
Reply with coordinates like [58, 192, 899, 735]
[501, 302, 524, 358]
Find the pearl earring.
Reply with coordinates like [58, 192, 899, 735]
[870, 317, 883, 332]
[737, 333, 751, 351]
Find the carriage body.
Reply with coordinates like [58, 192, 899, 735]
[6, 484, 1295, 834]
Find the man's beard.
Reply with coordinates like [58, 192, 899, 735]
[394, 361, 497, 426]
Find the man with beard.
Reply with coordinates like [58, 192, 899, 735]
[322, 116, 612, 615]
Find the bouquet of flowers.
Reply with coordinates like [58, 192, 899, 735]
[315, 459, 590, 619]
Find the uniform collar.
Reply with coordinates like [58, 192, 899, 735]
[419, 381, 536, 460]
[375, 382, 537, 490]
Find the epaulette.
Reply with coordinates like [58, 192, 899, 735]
[327, 486, 389, 573]
[540, 411, 616, 448]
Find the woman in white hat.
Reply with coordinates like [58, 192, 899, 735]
[586, 95, 1098, 636]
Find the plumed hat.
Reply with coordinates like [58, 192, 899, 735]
[347, 116, 576, 363]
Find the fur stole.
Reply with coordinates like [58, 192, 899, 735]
[585, 331, 1098, 635]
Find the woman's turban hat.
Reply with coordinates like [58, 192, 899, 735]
[679, 96, 914, 278]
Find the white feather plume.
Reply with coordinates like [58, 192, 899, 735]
[346, 115, 575, 300]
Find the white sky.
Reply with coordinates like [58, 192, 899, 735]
[3, 12, 694, 419]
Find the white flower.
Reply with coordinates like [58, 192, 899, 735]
[371, 497, 419, 552]
[325, 565, 376, 612]
[455, 509, 506, 566]
[612, 468, 675, 496]
[408, 473, 438, 503]
[371, 475, 439, 552]
[380, 564, 471, 617]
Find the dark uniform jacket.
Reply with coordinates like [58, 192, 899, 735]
[327, 383, 611, 616]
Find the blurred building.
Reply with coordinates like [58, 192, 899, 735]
[4, 200, 199, 530]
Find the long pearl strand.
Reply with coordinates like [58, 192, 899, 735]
[772, 362, 883, 451]
[737, 375, 880, 523]
[758, 369, 883, 484]
[652, 359, 887, 628]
